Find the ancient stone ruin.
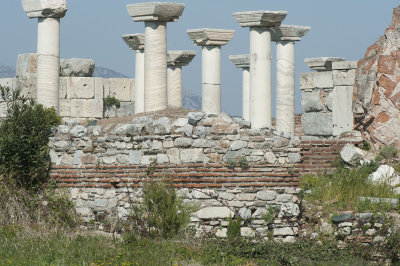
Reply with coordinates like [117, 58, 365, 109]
[1, 0, 400, 241]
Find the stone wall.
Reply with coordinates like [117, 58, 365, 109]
[300, 58, 357, 136]
[0, 53, 135, 120]
[354, 6, 400, 147]
[49, 111, 302, 240]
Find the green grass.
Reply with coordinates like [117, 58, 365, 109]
[300, 162, 400, 213]
[1, 226, 397, 265]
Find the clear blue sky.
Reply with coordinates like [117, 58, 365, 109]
[0, 0, 399, 116]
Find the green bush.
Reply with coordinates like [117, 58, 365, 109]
[0, 86, 60, 190]
[129, 180, 191, 239]
[226, 217, 242, 238]
[380, 145, 398, 161]
[103, 95, 120, 109]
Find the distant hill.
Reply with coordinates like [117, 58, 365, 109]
[0, 65, 15, 78]
[93, 67, 129, 79]
[0, 64, 202, 110]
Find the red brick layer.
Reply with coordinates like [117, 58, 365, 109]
[51, 163, 302, 189]
[301, 139, 362, 175]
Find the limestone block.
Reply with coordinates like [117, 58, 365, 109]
[256, 190, 277, 201]
[180, 149, 209, 163]
[70, 125, 87, 137]
[16, 53, 37, 78]
[106, 79, 132, 102]
[129, 150, 141, 165]
[301, 112, 333, 136]
[60, 58, 95, 77]
[71, 77, 95, 99]
[300, 72, 333, 90]
[332, 61, 358, 70]
[333, 69, 356, 86]
[230, 140, 247, 151]
[301, 91, 324, 112]
[196, 207, 234, 219]
[126, 2, 185, 22]
[233, 11, 288, 27]
[16, 77, 36, 98]
[59, 99, 71, 117]
[167, 148, 181, 164]
[368, 165, 400, 187]
[340, 144, 365, 166]
[71, 99, 103, 118]
[22, 0, 68, 18]
[304, 57, 345, 71]
[59, 77, 70, 99]
[332, 86, 353, 136]
[278, 203, 300, 218]
[116, 102, 135, 117]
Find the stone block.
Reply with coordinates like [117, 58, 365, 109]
[94, 78, 108, 99]
[71, 77, 95, 99]
[167, 148, 181, 164]
[16, 77, 36, 98]
[301, 112, 333, 136]
[71, 99, 103, 118]
[300, 72, 333, 90]
[180, 149, 209, 163]
[59, 99, 71, 117]
[256, 190, 277, 201]
[129, 150, 141, 165]
[333, 69, 356, 86]
[340, 144, 365, 166]
[59, 77, 71, 99]
[116, 102, 135, 117]
[108, 78, 132, 102]
[301, 91, 324, 112]
[196, 207, 234, 219]
[332, 61, 358, 70]
[16, 53, 37, 78]
[60, 58, 95, 77]
[332, 86, 353, 136]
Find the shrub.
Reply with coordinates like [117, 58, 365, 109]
[103, 95, 120, 109]
[129, 180, 191, 239]
[238, 157, 249, 170]
[226, 217, 242, 238]
[0, 86, 60, 190]
[380, 145, 398, 161]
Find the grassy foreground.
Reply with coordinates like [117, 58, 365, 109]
[0, 226, 389, 266]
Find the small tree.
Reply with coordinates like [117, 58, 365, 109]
[0, 86, 60, 190]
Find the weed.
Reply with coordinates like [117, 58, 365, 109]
[263, 205, 278, 225]
[226, 217, 242, 238]
[380, 145, 398, 161]
[103, 95, 121, 109]
[238, 157, 249, 170]
[227, 159, 236, 170]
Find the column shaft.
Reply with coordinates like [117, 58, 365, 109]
[144, 22, 167, 112]
[249, 27, 272, 128]
[37, 17, 60, 110]
[202, 45, 221, 113]
[242, 67, 250, 121]
[135, 50, 145, 114]
[167, 65, 183, 108]
[276, 41, 295, 135]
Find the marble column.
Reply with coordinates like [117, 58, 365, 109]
[229, 55, 250, 121]
[122, 34, 145, 114]
[187, 29, 234, 113]
[127, 2, 185, 112]
[234, 11, 287, 128]
[22, 0, 68, 111]
[271, 25, 310, 136]
[167, 50, 196, 108]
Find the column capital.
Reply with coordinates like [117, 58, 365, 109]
[270, 25, 311, 42]
[126, 2, 185, 23]
[187, 28, 235, 46]
[22, 0, 68, 18]
[305, 57, 345, 71]
[167, 50, 196, 66]
[229, 54, 249, 69]
[122, 34, 145, 50]
[233, 10, 287, 28]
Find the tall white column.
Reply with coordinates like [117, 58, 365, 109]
[187, 28, 234, 114]
[167, 66, 182, 107]
[202, 45, 221, 113]
[276, 41, 295, 135]
[127, 2, 185, 113]
[122, 34, 145, 114]
[234, 11, 288, 128]
[22, 0, 68, 111]
[271, 25, 310, 136]
[166, 50, 196, 108]
[229, 54, 250, 121]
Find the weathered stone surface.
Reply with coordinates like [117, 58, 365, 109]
[288, 153, 301, 163]
[71, 99, 103, 118]
[340, 144, 365, 166]
[230, 140, 247, 151]
[180, 149, 209, 163]
[116, 102, 135, 117]
[368, 165, 400, 187]
[60, 59, 95, 77]
[332, 213, 355, 224]
[22, 0, 68, 18]
[167, 148, 181, 164]
[304, 57, 345, 71]
[300, 72, 333, 90]
[70, 125, 87, 137]
[127, 2, 185, 22]
[301, 91, 324, 112]
[273, 227, 298, 236]
[174, 137, 193, 148]
[256, 190, 277, 201]
[333, 69, 356, 86]
[278, 203, 300, 217]
[301, 113, 333, 136]
[196, 207, 234, 219]
[187, 112, 205, 125]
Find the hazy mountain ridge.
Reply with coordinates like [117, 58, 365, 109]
[0, 64, 202, 110]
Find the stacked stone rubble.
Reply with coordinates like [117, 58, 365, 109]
[300, 57, 357, 136]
